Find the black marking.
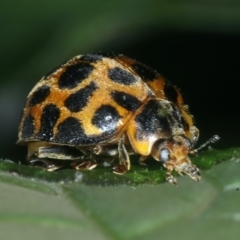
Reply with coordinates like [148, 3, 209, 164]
[92, 105, 121, 132]
[21, 114, 35, 138]
[169, 104, 183, 126]
[55, 115, 118, 145]
[59, 62, 94, 89]
[38, 104, 60, 140]
[108, 67, 137, 85]
[163, 104, 187, 138]
[56, 117, 85, 145]
[111, 91, 142, 111]
[29, 85, 50, 106]
[164, 82, 179, 104]
[80, 54, 103, 63]
[64, 82, 98, 112]
[55, 117, 97, 145]
[134, 100, 171, 141]
[96, 52, 118, 59]
[181, 115, 190, 131]
[131, 63, 157, 81]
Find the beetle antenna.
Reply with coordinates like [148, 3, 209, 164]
[190, 135, 220, 154]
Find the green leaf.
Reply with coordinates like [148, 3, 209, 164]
[1, 147, 237, 186]
[0, 148, 240, 240]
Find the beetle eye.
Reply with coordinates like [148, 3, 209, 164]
[160, 148, 170, 162]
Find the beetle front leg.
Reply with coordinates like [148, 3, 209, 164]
[113, 138, 130, 175]
[164, 162, 178, 186]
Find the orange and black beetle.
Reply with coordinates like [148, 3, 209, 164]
[18, 53, 216, 184]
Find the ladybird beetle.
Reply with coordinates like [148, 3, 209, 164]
[17, 53, 213, 184]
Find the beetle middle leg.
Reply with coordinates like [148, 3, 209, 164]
[86, 140, 131, 174]
[27, 142, 85, 171]
[112, 138, 130, 175]
[72, 160, 98, 171]
[71, 148, 98, 171]
[138, 155, 148, 166]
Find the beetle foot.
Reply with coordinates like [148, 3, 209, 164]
[113, 164, 128, 175]
[73, 161, 98, 170]
[166, 174, 178, 186]
[139, 155, 148, 166]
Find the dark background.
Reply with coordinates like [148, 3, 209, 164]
[1, 1, 240, 161]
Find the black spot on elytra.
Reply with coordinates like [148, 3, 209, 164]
[22, 114, 35, 138]
[164, 82, 179, 104]
[134, 100, 171, 141]
[92, 105, 121, 132]
[55, 116, 118, 145]
[38, 104, 60, 140]
[108, 67, 137, 85]
[111, 91, 142, 111]
[95, 52, 118, 59]
[55, 117, 85, 145]
[80, 54, 103, 63]
[58, 62, 94, 89]
[29, 85, 50, 106]
[131, 63, 157, 81]
[64, 82, 98, 112]
[55, 117, 107, 145]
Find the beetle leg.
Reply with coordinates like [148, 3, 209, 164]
[29, 158, 65, 171]
[113, 138, 130, 175]
[35, 145, 84, 160]
[93, 145, 118, 156]
[72, 160, 98, 171]
[92, 144, 116, 167]
[166, 173, 178, 186]
[28, 144, 85, 171]
[139, 155, 148, 166]
[164, 162, 178, 186]
[71, 149, 99, 170]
